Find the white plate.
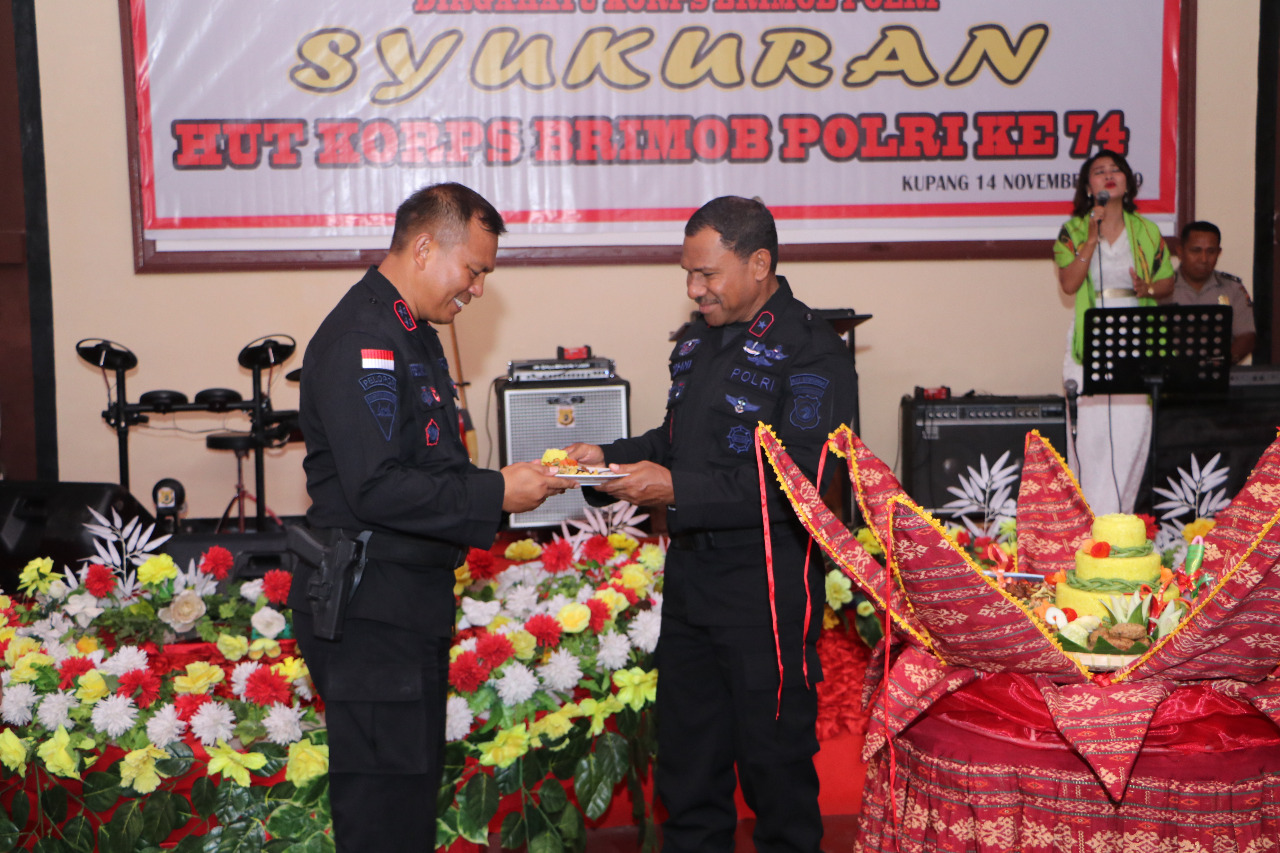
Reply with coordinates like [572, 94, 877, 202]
[1068, 651, 1141, 671]
[553, 469, 627, 484]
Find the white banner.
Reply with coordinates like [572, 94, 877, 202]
[127, 0, 1183, 253]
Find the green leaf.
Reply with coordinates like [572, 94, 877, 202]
[108, 799, 144, 852]
[214, 819, 266, 852]
[82, 770, 123, 812]
[32, 838, 69, 853]
[10, 790, 31, 833]
[594, 731, 629, 789]
[554, 803, 585, 852]
[456, 772, 500, 844]
[493, 760, 522, 796]
[500, 810, 526, 849]
[521, 748, 549, 789]
[435, 808, 459, 851]
[141, 789, 191, 843]
[291, 775, 328, 809]
[548, 727, 592, 780]
[264, 803, 312, 840]
[59, 816, 94, 853]
[215, 782, 266, 825]
[528, 825, 565, 853]
[293, 834, 336, 853]
[0, 817, 18, 853]
[40, 784, 69, 824]
[537, 777, 569, 815]
[155, 742, 196, 778]
[169, 835, 205, 853]
[572, 755, 612, 821]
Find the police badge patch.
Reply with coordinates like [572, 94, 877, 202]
[425, 418, 440, 446]
[678, 338, 701, 356]
[360, 373, 397, 440]
[788, 374, 830, 430]
[726, 424, 753, 454]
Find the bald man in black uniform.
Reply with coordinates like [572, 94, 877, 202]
[289, 182, 567, 851]
[567, 196, 857, 853]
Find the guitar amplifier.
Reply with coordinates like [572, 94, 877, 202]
[900, 394, 1068, 512]
[497, 378, 630, 528]
[507, 357, 616, 383]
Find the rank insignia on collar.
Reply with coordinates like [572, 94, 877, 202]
[394, 300, 417, 331]
[725, 394, 761, 414]
[678, 338, 701, 356]
[726, 424, 753, 454]
[425, 418, 440, 446]
[748, 311, 775, 337]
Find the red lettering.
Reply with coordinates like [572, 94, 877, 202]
[171, 122, 222, 169]
[1064, 111, 1097, 157]
[400, 120, 443, 164]
[821, 115, 858, 160]
[574, 118, 617, 162]
[779, 114, 820, 162]
[640, 117, 693, 162]
[261, 121, 306, 168]
[692, 116, 729, 161]
[359, 119, 399, 165]
[974, 113, 1017, 158]
[315, 120, 361, 166]
[857, 114, 898, 158]
[728, 115, 771, 162]
[1017, 112, 1057, 157]
[533, 118, 575, 162]
[486, 119, 522, 164]
[443, 119, 485, 163]
[938, 113, 967, 158]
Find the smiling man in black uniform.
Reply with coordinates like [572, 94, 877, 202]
[289, 182, 568, 851]
[566, 196, 856, 853]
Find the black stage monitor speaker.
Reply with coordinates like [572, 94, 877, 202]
[900, 395, 1068, 513]
[0, 482, 154, 589]
[163, 529, 294, 580]
[497, 378, 630, 528]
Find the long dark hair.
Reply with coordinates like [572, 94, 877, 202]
[1070, 150, 1140, 218]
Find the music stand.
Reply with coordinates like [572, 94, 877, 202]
[1081, 305, 1232, 507]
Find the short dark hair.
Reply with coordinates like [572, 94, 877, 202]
[684, 196, 779, 274]
[390, 182, 506, 252]
[1071, 150, 1141, 218]
[1180, 220, 1221, 245]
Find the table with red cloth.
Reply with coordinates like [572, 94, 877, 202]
[755, 423, 1280, 853]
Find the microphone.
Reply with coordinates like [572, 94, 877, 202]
[1064, 379, 1078, 399]
[1095, 190, 1110, 207]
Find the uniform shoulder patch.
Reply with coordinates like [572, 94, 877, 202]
[788, 373, 831, 430]
[1218, 270, 1243, 284]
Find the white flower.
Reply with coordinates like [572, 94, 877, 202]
[158, 588, 207, 633]
[458, 598, 501, 630]
[189, 701, 236, 746]
[37, 692, 79, 731]
[175, 562, 219, 597]
[250, 606, 287, 639]
[230, 662, 262, 699]
[90, 694, 138, 738]
[46, 579, 71, 601]
[445, 695, 473, 742]
[575, 585, 594, 603]
[627, 609, 661, 654]
[101, 645, 150, 677]
[493, 662, 539, 706]
[538, 649, 583, 692]
[292, 677, 313, 701]
[596, 632, 633, 671]
[261, 703, 304, 745]
[239, 579, 265, 603]
[26, 613, 74, 647]
[62, 592, 104, 629]
[455, 636, 477, 654]
[146, 704, 186, 748]
[1, 683, 39, 725]
[502, 584, 540, 620]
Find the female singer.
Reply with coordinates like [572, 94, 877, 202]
[1053, 149, 1174, 514]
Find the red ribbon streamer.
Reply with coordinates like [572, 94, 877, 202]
[755, 430, 785, 717]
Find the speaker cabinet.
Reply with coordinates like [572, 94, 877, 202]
[164, 528, 294, 579]
[0, 482, 154, 588]
[900, 395, 1068, 512]
[497, 379, 630, 528]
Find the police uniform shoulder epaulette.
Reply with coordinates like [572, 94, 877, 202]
[1218, 270, 1243, 284]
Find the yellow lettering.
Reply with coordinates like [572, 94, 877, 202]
[661, 27, 743, 89]
[843, 26, 938, 88]
[564, 27, 653, 90]
[290, 28, 361, 93]
[753, 28, 831, 89]
[371, 28, 464, 105]
[945, 24, 1049, 86]
[472, 28, 555, 90]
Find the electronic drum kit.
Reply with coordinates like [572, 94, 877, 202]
[76, 335, 301, 531]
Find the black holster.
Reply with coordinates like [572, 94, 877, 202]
[286, 524, 370, 641]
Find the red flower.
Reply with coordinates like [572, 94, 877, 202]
[540, 540, 574, 574]
[586, 598, 611, 632]
[605, 581, 638, 606]
[449, 650, 490, 693]
[1089, 541, 1111, 558]
[524, 614, 562, 648]
[118, 668, 162, 708]
[262, 569, 293, 606]
[199, 546, 234, 580]
[475, 632, 515, 668]
[58, 656, 96, 690]
[1137, 513, 1158, 541]
[83, 563, 117, 598]
[954, 530, 971, 547]
[174, 693, 212, 721]
[244, 667, 293, 706]
[582, 536, 614, 566]
[973, 536, 993, 550]
[465, 548, 503, 582]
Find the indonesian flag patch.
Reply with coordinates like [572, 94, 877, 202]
[361, 349, 394, 370]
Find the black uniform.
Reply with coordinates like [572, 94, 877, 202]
[288, 267, 505, 851]
[600, 277, 856, 853]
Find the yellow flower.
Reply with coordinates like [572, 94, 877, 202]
[75, 670, 109, 704]
[1000, 541, 1017, 558]
[120, 745, 169, 794]
[36, 726, 80, 779]
[576, 696, 623, 736]
[504, 539, 543, 561]
[272, 656, 308, 682]
[637, 543, 664, 572]
[1183, 518, 1216, 543]
[216, 633, 249, 661]
[0, 729, 31, 775]
[593, 588, 629, 618]
[855, 527, 884, 557]
[556, 603, 592, 634]
[18, 557, 56, 595]
[285, 739, 329, 785]
[825, 571, 853, 609]
[612, 667, 658, 711]
[529, 711, 574, 746]
[206, 741, 268, 787]
[4, 636, 42, 667]
[559, 701, 581, 719]
[508, 629, 537, 661]
[10, 652, 55, 684]
[822, 606, 839, 631]
[449, 645, 466, 663]
[478, 725, 530, 768]
[453, 564, 472, 595]
[137, 554, 179, 586]
[76, 636, 100, 654]
[0, 594, 9, 610]
[618, 564, 652, 595]
[856, 600, 876, 618]
[607, 533, 639, 554]
[173, 661, 226, 695]
[249, 638, 282, 660]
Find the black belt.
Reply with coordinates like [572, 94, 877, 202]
[326, 528, 467, 569]
[670, 526, 781, 551]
